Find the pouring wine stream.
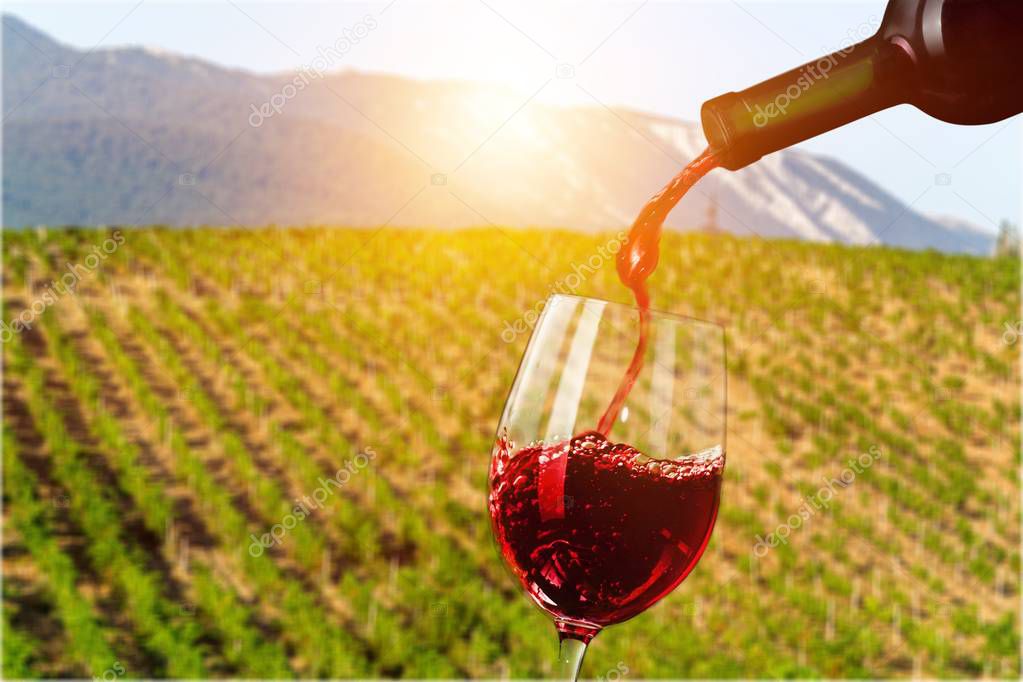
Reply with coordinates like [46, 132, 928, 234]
[596, 148, 719, 436]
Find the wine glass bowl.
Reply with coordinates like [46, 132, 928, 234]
[488, 294, 726, 676]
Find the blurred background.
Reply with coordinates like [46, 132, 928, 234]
[2, 0, 1020, 678]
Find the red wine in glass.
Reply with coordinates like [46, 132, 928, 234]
[489, 431, 723, 632]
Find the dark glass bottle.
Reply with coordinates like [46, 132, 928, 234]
[701, 0, 1023, 170]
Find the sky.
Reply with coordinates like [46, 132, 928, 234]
[6, 0, 1021, 232]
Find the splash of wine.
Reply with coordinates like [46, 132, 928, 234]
[596, 148, 719, 436]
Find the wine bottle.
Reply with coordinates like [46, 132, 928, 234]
[700, 0, 1023, 170]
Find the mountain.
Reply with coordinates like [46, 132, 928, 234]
[1, 13, 995, 254]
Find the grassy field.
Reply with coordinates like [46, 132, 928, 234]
[2, 226, 1020, 679]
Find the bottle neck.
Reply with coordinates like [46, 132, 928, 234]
[701, 37, 912, 170]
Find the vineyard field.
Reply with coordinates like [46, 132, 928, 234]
[2, 226, 1020, 679]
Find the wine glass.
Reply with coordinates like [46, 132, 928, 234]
[488, 294, 726, 680]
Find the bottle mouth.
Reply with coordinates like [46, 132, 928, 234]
[700, 96, 732, 152]
[700, 92, 760, 171]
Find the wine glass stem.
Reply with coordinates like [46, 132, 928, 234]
[557, 637, 588, 682]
